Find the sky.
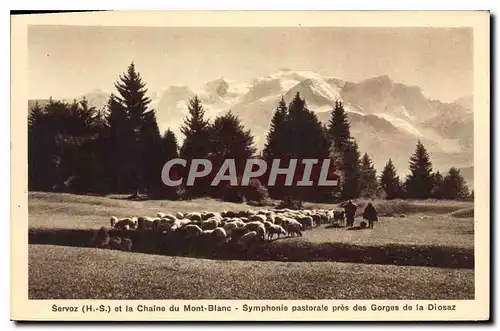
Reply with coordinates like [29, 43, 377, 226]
[28, 26, 473, 103]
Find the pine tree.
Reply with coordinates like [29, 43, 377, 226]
[104, 93, 134, 192]
[327, 100, 351, 153]
[140, 109, 163, 195]
[379, 159, 401, 199]
[441, 167, 470, 200]
[114, 62, 152, 136]
[341, 139, 362, 200]
[108, 62, 160, 195]
[359, 153, 379, 198]
[28, 101, 50, 190]
[432, 171, 444, 199]
[209, 110, 256, 162]
[162, 129, 179, 160]
[263, 97, 289, 161]
[405, 140, 434, 199]
[180, 95, 211, 159]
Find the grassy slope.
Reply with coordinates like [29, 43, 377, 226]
[29, 192, 474, 249]
[29, 245, 474, 300]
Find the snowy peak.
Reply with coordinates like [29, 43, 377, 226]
[204, 78, 229, 98]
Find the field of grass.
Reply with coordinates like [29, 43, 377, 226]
[27, 192, 475, 299]
[29, 245, 474, 300]
[29, 192, 474, 249]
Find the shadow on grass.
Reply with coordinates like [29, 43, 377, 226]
[28, 227, 474, 270]
[325, 224, 345, 229]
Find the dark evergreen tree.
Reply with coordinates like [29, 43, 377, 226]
[28, 101, 53, 190]
[180, 95, 211, 159]
[441, 167, 470, 200]
[107, 62, 161, 195]
[341, 139, 362, 200]
[404, 140, 434, 199]
[431, 171, 444, 199]
[179, 96, 211, 197]
[140, 109, 164, 195]
[209, 111, 256, 162]
[327, 100, 351, 153]
[263, 97, 289, 161]
[379, 158, 401, 199]
[162, 128, 179, 160]
[104, 93, 135, 192]
[359, 153, 379, 198]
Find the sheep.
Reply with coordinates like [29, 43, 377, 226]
[274, 215, 285, 226]
[202, 211, 221, 220]
[185, 212, 202, 221]
[109, 236, 122, 250]
[222, 210, 237, 218]
[229, 227, 249, 241]
[238, 231, 260, 249]
[223, 221, 239, 234]
[112, 217, 137, 230]
[298, 216, 314, 230]
[213, 227, 228, 242]
[201, 218, 220, 231]
[183, 224, 203, 239]
[176, 211, 184, 219]
[249, 214, 266, 223]
[243, 221, 266, 240]
[263, 220, 274, 229]
[120, 237, 133, 251]
[160, 213, 177, 221]
[283, 219, 302, 237]
[267, 224, 287, 240]
[311, 214, 322, 226]
[333, 210, 345, 225]
[246, 210, 257, 217]
[110, 216, 118, 228]
[137, 216, 156, 230]
[93, 226, 110, 248]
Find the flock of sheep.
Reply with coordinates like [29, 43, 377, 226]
[94, 208, 346, 254]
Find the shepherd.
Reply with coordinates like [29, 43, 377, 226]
[343, 200, 358, 227]
[362, 202, 378, 229]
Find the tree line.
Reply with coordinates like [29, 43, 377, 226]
[28, 62, 472, 202]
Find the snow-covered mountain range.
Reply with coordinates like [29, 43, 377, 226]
[29, 69, 474, 184]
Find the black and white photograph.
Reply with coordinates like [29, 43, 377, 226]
[10, 10, 490, 321]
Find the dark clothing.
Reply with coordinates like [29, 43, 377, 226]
[363, 203, 378, 229]
[344, 201, 358, 227]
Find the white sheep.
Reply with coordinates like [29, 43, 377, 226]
[243, 221, 266, 240]
[110, 217, 136, 230]
[185, 212, 202, 221]
[298, 216, 314, 230]
[213, 227, 228, 241]
[267, 224, 287, 240]
[283, 219, 302, 237]
[201, 218, 219, 231]
[183, 224, 203, 239]
[176, 211, 184, 219]
[249, 214, 266, 223]
[223, 221, 238, 234]
[238, 231, 259, 248]
[110, 216, 118, 228]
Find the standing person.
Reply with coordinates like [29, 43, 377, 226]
[344, 200, 358, 227]
[363, 202, 378, 229]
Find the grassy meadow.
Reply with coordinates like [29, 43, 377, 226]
[27, 192, 475, 299]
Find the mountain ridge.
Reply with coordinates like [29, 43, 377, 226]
[28, 69, 473, 181]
